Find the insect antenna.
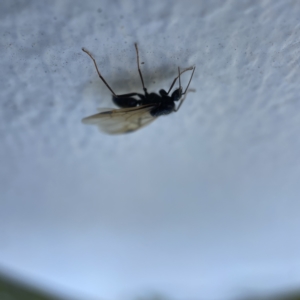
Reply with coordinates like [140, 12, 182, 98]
[134, 43, 147, 94]
[182, 66, 196, 95]
[166, 67, 194, 95]
[174, 66, 196, 112]
[82, 48, 117, 96]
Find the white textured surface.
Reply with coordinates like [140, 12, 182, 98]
[1, 1, 300, 299]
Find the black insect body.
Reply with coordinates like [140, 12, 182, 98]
[113, 90, 175, 117]
[82, 43, 195, 134]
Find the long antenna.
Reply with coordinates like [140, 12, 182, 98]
[182, 66, 196, 95]
[167, 67, 193, 95]
[174, 66, 196, 112]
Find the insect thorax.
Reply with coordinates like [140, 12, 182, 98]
[150, 99, 175, 117]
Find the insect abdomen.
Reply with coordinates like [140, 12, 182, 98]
[113, 96, 138, 108]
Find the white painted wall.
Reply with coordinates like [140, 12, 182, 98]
[1, 1, 300, 299]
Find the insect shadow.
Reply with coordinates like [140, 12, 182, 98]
[81, 43, 195, 134]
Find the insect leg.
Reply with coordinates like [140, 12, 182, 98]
[82, 48, 117, 96]
[134, 43, 148, 94]
[166, 67, 194, 95]
[173, 94, 187, 112]
[174, 67, 196, 112]
[178, 66, 182, 91]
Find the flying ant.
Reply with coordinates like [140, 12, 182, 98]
[82, 44, 195, 134]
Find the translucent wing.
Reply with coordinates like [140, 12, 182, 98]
[82, 104, 157, 134]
